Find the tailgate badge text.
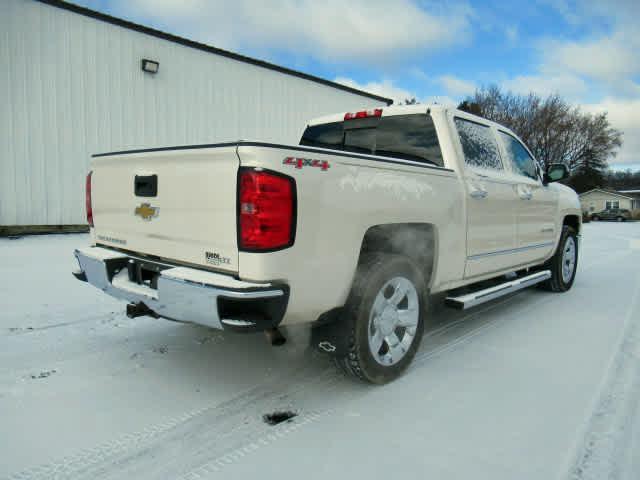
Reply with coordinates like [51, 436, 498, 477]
[283, 156, 330, 171]
[206, 251, 231, 266]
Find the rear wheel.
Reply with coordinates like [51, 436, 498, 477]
[334, 254, 426, 384]
[539, 226, 578, 292]
[592, 215, 599, 221]
[617, 216, 625, 222]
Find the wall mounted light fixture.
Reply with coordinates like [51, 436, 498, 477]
[141, 59, 159, 74]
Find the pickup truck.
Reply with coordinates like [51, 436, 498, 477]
[73, 104, 581, 383]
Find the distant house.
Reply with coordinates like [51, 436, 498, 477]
[579, 188, 640, 213]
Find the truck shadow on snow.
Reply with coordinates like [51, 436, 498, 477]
[128, 286, 547, 395]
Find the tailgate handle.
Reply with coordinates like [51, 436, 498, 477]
[134, 175, 158, 197]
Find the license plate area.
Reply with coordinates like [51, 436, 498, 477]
[127, 258, 171, 290]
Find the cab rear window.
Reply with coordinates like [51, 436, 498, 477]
[300, 114, 444, 167]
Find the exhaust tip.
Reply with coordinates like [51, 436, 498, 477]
[265, 327, 286, 346]
[126, 302, 158, 319]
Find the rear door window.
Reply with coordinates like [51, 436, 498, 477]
[454, 117, 503, 171]
[300, 114, 444, 167]
[498, 131, 538, 180]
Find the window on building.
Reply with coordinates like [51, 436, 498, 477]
[454, 117, 503, 170]
[606, 201, 619, 210]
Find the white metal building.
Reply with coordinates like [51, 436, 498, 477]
[0, 0, 390, 232]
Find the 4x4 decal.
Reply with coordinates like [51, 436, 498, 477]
[283, 156, 330, 171]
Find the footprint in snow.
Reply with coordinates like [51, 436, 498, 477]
[152, 345, 168, 354]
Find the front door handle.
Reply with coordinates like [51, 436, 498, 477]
[515, 184, 532, 200]
[470, 189, 488, 199]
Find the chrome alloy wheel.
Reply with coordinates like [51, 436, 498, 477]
[368, 276, 419, 366]
[562, 236, 577, 284]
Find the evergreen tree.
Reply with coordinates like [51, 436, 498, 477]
[567, 148, 608, 193]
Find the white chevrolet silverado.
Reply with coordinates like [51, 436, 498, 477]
[73, 104, 581, 383]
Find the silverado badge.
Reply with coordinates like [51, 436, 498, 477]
[134, 203, 159, 221]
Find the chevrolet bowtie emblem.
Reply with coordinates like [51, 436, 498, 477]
[134, 203, 159, 221]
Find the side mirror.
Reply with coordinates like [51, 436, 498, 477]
[544, 163, 569, 184]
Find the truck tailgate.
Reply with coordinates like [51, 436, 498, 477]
[91, 146, 239, 273]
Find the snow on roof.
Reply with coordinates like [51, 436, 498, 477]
[578, 188, 635, 199]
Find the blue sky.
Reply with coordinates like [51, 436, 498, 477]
[75, 0, 639, 170]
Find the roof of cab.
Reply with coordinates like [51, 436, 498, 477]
[307, 103, 515, 131]
[304, 103, 528, 155]
[307, 104, 436, 126]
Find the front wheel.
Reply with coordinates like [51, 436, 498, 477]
[617, 216, 625, 222]
[592, 216, 599, 221]
[334, 254, 426, 384]
[539, 226, 578, 292]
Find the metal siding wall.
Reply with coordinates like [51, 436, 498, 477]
[1, 0, 383, 226]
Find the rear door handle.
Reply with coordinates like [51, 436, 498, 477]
[470, 189, 488, 199]
[519, 192, 532, 200]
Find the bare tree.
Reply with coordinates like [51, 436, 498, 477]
[606, 169, 640, 190]
[458, 86, 623, 192]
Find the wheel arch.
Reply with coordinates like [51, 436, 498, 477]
[356, 223, 438, 289]
[563, 214, 581, 234]
[311, 223, 437, 358]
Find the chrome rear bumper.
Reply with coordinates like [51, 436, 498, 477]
[73, 246, 285, 329]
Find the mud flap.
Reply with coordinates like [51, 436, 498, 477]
[310, 308, 353, 356]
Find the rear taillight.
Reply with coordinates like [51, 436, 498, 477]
[344, 108, 382, 120]
[86, 171, 93, 227]
[238, 169, 296, 251]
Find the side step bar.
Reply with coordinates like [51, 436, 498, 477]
[445, 270, 551, 310]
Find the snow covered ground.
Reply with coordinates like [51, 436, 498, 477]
[1, 222, 639, 480]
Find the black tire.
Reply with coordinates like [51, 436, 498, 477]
[539, 226, 578, 292]
[617, 217, 624, 222]
[592, 216, 599, 221]
[333, 254, 427, 384]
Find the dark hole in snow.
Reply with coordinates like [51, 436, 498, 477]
[263, 411, 297, 426]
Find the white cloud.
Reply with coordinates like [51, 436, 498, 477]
[504, 26, 518, 44]
[583, 98, 640, 166]
[541, 33, 640, 86]
[333, 77, 458, 106]
[501, 73, 589, 99]
[543, 0, 640, 26]
[534, 1, 640, 95]
[333, 77, 418, 104]
[438, 75, 476, 97]
[115, 0, 472, 64]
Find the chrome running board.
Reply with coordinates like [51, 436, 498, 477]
[445, 270, 551, 310]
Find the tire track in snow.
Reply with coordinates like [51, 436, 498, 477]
[189, 249, 640, 479]
[414, 249, 635, 367]
[1, 358, 339, 480]
[6, 241, 630, 479]
[567, 267, 640, 480]
[3, 302, 502, 480]
[175, 409, 334, 480]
